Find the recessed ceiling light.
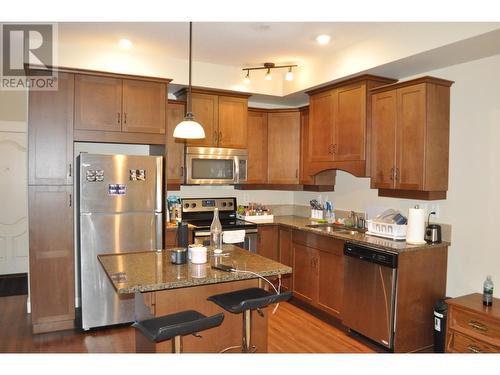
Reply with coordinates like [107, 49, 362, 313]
[316, 34, 331, 45]
[118, 39, 133, 49]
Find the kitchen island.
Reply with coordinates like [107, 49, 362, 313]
[98, 245, 291, 353]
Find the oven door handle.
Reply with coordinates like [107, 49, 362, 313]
[194, 231, 211, 237]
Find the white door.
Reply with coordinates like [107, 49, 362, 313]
[0, 131, 29, 275]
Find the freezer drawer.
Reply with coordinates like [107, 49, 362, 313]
[79, 212, 162, 330]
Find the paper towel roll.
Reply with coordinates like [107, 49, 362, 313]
[406, 207, 427, 244]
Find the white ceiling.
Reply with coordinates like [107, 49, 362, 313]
[58, 22, 400, 67]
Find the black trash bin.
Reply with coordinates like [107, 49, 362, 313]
[433, 298, 450, 353]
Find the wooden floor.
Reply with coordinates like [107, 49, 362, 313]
[0, 295, 375, 353]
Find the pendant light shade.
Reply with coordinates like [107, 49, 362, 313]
[174, 22, 206, 139]
[173, 113, 205, 139]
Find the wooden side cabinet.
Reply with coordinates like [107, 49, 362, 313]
[371, 76, 454, 200]
[29, 185, 75, 334]
[446, 293, 500, 353]
[28, 72, 74, 186]
[257, 225, 279, 261]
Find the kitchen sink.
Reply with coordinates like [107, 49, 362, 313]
[306, 224, 360, 235]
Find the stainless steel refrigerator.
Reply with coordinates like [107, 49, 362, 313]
[78, 153, 163, 330]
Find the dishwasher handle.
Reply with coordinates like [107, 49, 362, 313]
[344, 243, 398, 268]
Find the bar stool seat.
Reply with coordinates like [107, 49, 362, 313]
[208, 287, 292, 352]
[133, 310, 224, 353]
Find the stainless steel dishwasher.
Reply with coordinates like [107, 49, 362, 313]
[342, 242, 398, 350]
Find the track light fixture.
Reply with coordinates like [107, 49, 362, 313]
[242, 62, 297, 83]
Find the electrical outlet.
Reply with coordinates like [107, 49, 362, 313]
[430, 205, 440, 219]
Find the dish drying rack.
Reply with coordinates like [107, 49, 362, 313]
[365, 220, 407, 241]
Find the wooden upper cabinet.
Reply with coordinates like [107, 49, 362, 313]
[267, 111, 301, 184]
[334, 83, 366, 161]
[166, 101, 186, 184]
[178, 88, 250, 148]
[29, 185, 74, 333]
[122, 79, 166, 134]
[371, 90, 397, 189]
[29, 72, 74, 186]
[247, 110, 268, 183]
[74, 75, 122, 132]
[396, 84, 426, 190]
[186, 93, 219, 147]
[370, 77, 453, 198]
[308, 90, 335, 162]
[218, 96, 248, 148]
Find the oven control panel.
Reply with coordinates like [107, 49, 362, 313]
[181, 198, 236, 213]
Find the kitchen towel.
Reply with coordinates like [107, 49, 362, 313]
[222, 230, 245, 244]
[406, 207, 427, 244]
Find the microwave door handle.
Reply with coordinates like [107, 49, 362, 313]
[234, 157, 240, 183]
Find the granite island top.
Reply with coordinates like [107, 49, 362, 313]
[98, 245, 292, 294]
[254, 215, 450, 254]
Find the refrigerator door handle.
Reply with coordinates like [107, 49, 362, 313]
[155, 213, 163, 251]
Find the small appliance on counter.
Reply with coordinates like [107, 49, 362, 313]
[425, 211, 442, 244]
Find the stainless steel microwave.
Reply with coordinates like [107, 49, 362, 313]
[185, 147, 248, 184]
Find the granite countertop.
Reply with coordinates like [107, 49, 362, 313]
[255, 215, 450, 253]
[98, 245, 292, 294]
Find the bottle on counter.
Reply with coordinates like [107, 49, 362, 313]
[483, 275, 494, 306]
[210, 207, 223, 251]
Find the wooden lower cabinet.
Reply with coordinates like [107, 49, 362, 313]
[28, 185, 75, 334]
[257, 225, 278, 261]
[446, 294, 500, 353]
[292, 230, 344, 319]
[278, 228, 293, 291]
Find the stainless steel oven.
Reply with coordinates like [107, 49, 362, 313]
[185, 147, 247, 184]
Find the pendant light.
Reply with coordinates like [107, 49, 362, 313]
[173, 22, 205, 139]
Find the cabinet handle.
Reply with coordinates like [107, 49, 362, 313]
[180, 166, 184, 177]
[69, 193, 72, 207]
[117, 112, 121, 124]
[124, 113, 127, 124]
[467, 345, 483, 353]
[468, 320, 488, 332]
[68, 163, 72, 177]
[219, 131, 222, 142]
[213, 131, 218, 143]
[295, 169, 298, 178]
[395, 168, 400, 181]
[390, 167, 394, 181]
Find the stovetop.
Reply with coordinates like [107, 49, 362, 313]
[184, 219, 257, 231]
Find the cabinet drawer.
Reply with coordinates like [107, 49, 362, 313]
[449, 331, 500, 353]
[450, 307, 500, 344]
[292, 230, 343, 255]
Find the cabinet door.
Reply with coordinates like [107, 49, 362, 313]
[371, 90, 397, 189]
[317, 239, 344, 318]
[396, 84, 426, 190]
[122, 79, 166, 134]
[29, 185, 74, 333]
[166, 101, 186, 183]
[218, 96, 248, 148]
[29, 72, 74, 186]
[257, 226, 278, 261]
[334, 83, 366, 161]
[186, 93, 218, 147]
[278, 228, 293, 291]
[292, 244, 318, 304]
[308, 90, 334, 162]
[267, 112, 300, 184]
[74, 75, 122, 132]
[247, 110, 268, 183]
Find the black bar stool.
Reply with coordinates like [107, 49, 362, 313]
[208, 288, 292, 353]
[133, 310, 224, 353]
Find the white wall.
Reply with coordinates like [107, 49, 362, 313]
[295, 53, 500, 298]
